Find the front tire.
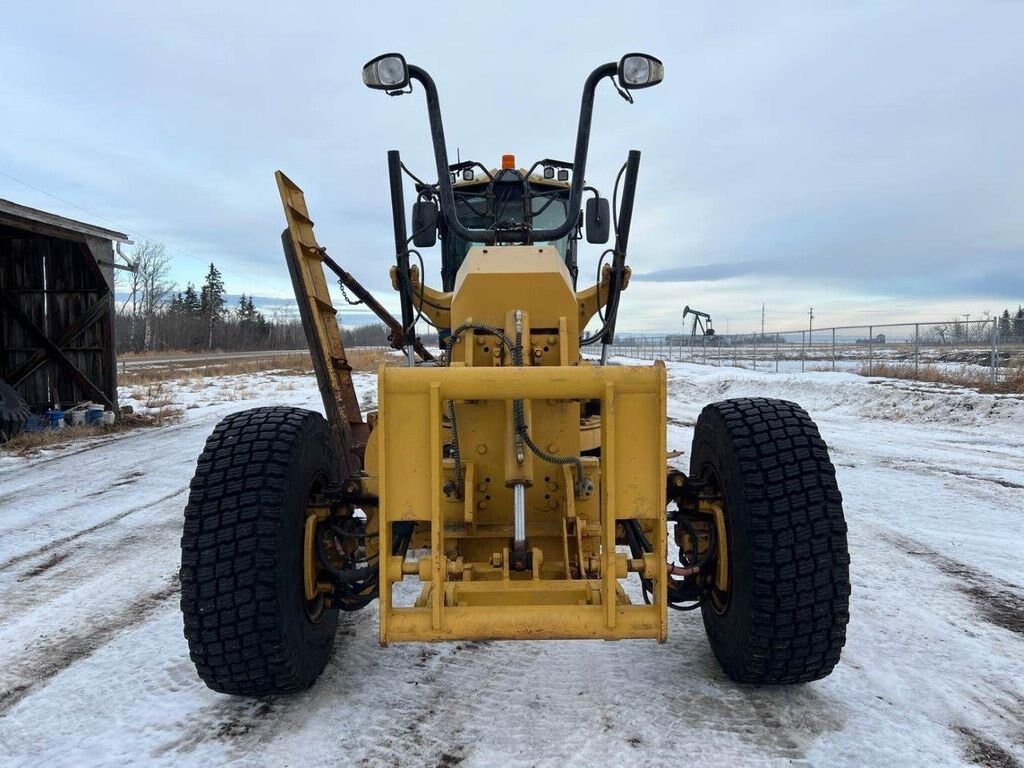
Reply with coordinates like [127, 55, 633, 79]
[180, 407, 339, 695]
[690, 398, 850, 684]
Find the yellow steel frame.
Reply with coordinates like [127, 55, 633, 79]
[377, 364, 668, 643]
[275, 173, 675, 646]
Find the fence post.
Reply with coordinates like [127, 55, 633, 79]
[831, 328, 836, 372]
[914, 323, 920, 380]
[775, 335, 779, 373]
[801, 331, 805, 373]
[868, 325, 873, 376]
[753, 332, 758, 372]
[991, 318, 998, 388]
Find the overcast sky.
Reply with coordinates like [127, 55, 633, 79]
[2, 2, 1022, 333]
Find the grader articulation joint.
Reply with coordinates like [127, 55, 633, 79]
[179, 52, 851, 697]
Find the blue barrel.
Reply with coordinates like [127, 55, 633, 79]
[47, 409, 65, 430]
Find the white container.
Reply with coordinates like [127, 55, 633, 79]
[100, 411, 115, 426]
[68, 410, 86, 426]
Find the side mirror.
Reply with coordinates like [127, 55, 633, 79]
[585, 197, 610, 244]
[362, 53, 410, 91]
[617, 53, 664, 90]
[411, 201, 438, 248]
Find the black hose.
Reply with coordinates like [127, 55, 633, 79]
[675, 517, 701, 567]
[320, 521, 416, 610]
[510, 321, 586, 493]
[444, 319, 587, 494]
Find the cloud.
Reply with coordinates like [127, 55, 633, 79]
[633, 260, 768, 282]
[1, 2, 1022, 331]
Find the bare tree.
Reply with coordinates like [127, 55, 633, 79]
[122, 241, 174, 352]
[119, 257, 144, 352]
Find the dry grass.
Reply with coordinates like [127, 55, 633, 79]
[119, 353, 313, 386]
[117, 349, 194, 360]
[0, 406, 182, 457]
[131, 381, 186, 424]
[347, 348, 402, 370]
[858, 361, 1024, 394]
[118, 349, 399, 387]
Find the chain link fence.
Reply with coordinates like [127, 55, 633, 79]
[606, 319, 1024, 388]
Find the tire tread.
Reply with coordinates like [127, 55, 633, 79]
[694, 397, 850, 684]
[180, 406, 335, 695]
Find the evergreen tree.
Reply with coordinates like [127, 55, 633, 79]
[235, 294, 269, 344]
[200, 263, 226, 349]
[999, 308, 1012, 339]
[183, 282, 202, 315]
[200, 265, 226, 317]
[236, 293, 251, 322]
[1013, 306, 1024, 341]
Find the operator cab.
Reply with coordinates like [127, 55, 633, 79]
[442, 161, 574, 291]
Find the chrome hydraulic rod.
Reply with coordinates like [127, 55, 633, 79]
[513, 482, 527, 548]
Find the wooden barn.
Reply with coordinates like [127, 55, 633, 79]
[0, 199, 130, 412]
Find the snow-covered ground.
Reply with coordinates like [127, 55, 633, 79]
[1, 363, 1022, 767]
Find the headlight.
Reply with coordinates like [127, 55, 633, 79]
[362, 53, 410, 90]
[617, 53, 664, 90]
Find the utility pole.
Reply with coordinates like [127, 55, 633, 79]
[761, 303, 765, 339]
[963, 313, 970, 341]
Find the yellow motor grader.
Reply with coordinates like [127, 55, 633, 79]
[180, 53, 850, 695]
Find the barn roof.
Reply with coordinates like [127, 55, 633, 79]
[0, 198, 130, 244]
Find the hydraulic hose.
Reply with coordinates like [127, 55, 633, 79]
[442, 318, 588, 496]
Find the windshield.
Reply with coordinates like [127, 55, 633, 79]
[440, 183, 571, 290]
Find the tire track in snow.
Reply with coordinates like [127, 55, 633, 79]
[4, 418, 202, 471]
[0, 487, 187, 574]
[0, 418, 208, 507]
[351, 639, 537, 766]
[146, 616, 380, 759]
[956, 725, 1023, 768]
[0, 575, 180, 718]
[877, 457, 1024, 491]
[0, 514, 182, 624]
[878, 529, 1024, 637]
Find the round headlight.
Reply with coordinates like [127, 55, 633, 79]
[376, 56, 406, 87]
[621, 56, 651, 86]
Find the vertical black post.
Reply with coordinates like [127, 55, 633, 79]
[388, 150, 416, 354]
[601, 150, 641, 355]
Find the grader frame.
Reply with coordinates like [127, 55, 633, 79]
[179, 52, 849, 697]
[277, 171, 673, 643]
